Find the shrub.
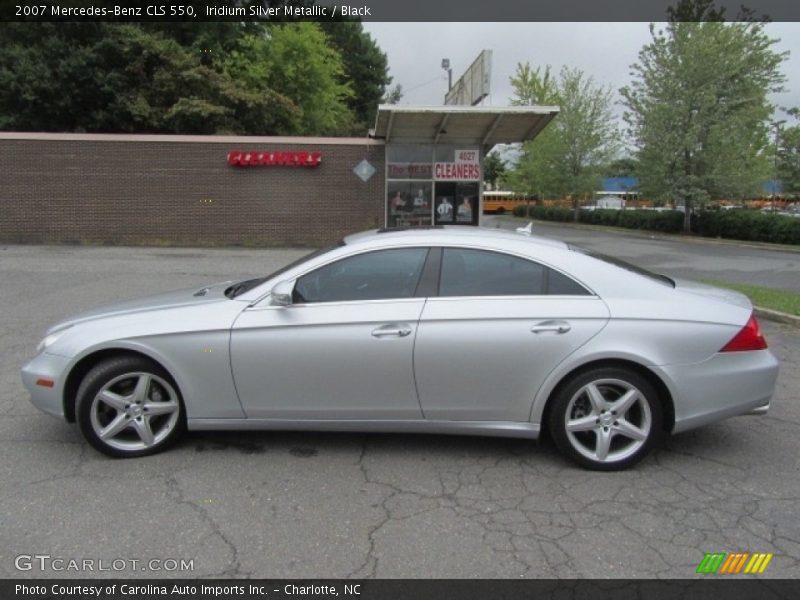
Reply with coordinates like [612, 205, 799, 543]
[511, 204, 799, 244]
[528, 206, 574, 222]
[692, 210, 800, 244]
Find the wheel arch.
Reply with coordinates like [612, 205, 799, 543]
[62, 346, 181, 423]
[536, 358, 675, 437]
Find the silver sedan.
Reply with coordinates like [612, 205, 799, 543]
[21, 227, 779, 470]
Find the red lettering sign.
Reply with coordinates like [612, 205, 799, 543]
[433, 162, 481, 181]
[227, 150, 322, 168]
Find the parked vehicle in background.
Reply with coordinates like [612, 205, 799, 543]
[482, 191, 530, 214]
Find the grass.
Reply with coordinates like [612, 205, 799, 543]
[697, 278, 800, 316]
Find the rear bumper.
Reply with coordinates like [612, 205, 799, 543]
[653, 349, 779, 434]
[20, 352, 71, 419]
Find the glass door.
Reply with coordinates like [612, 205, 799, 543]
[435, 182, 479, 226]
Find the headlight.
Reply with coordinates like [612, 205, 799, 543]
[36, 326, 71, 354]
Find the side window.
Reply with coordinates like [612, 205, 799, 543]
[440, 248, 545, 296]
[294, 248, 429, 304]
[548, 268, 591, 295]
[439, 248, 590, 297]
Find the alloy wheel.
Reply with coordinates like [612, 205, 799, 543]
[563, 378, 652, 463]
[89, 371, 181, 452]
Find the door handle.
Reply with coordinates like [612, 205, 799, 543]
[371, 324, 413, 338]
[531, 321, 571, 334]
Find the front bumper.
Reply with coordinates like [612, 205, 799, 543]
[653, 349, 780, 434]
[20, 352, 72, 419]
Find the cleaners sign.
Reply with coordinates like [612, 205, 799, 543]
[434, 149, 481, 181]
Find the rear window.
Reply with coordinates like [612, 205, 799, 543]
[439, 248, 590, 297]
[569, 244, 675, 287]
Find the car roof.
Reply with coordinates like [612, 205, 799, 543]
[343, 226, 568, 250]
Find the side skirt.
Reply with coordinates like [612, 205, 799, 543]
[187, 419, 540, 439]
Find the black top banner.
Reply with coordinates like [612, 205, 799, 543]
[4, 0, 800, 22]
[5, 579, 800, 600]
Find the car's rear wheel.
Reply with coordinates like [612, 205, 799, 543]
[76, 356, 185, 458]
[548, 367, 663, 470]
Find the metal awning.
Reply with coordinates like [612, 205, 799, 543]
[372, 105, 559, 150]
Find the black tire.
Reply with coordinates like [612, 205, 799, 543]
[548, 367, 663, 471]
[76, 355, 185, 458]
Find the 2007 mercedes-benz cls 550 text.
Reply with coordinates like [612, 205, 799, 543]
[21, 227, 779, 470]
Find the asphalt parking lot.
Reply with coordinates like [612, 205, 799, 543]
[486, 215, 800, 292]
[1, 240, 799, 579]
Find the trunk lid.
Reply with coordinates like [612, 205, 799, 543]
[672, 278, 753, 310]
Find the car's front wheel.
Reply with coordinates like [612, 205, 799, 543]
[548, 367, 663, 470]
[76, 356, 185, 458]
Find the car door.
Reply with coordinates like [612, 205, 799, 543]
[230, 247, 432, 420]
[414, 247, 610, 422]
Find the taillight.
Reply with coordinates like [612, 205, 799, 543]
[720, 314, 767, 352]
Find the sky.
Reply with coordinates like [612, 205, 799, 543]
[363, 22, 800, 123]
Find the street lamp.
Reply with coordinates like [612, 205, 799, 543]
[441, 58, 452, 91]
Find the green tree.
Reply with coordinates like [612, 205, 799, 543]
[100, 25, 297, 134]
[382, 84, 404, 105]
[506, 65, 560, 200]
[621, 1, 786, 231]
[606, 157, 639, 178]
[320, 20, 392, 131]
[229, 23, 354, 136]
[508, 64, 619, 219]
[0, 23, 297, 134]
[777, 110, 800, 197]
[3, 24, 205, 132]
[0, 20, 373, 136]
[483, 153, 507, 189]
[509, 63, 558, 106]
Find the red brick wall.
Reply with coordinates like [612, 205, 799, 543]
[0, 134, 386, 247]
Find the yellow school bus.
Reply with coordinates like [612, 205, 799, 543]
[482, 191, 531, 214]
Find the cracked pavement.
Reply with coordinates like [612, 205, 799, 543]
[0, 242, 798, 579]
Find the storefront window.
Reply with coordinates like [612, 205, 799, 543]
[387, 181, 433, 228]
[433, 145, 459, 163]
[386, 144, 433, 180]
[386, 144, 481, 228]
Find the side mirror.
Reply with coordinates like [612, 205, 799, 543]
[270, 280, 295, 306]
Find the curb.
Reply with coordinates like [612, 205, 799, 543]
[754, 306, 800, 326]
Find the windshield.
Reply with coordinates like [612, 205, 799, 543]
[225, 241, 346, 298]
[568, 244, 675, 288]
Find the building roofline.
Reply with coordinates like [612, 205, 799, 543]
[0, 132, 385, 145]
[376, 104, 560, 115]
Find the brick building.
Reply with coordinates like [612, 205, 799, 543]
[0, 106, 557, 247]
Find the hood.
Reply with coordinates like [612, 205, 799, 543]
[672, 278, 752, 310]
[47, 280, 239, 333]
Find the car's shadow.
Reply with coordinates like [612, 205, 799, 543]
[168, 421, 752, 471]
[179, 429, 559, 462]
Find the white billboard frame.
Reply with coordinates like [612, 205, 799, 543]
[444, 49, 493, 106]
